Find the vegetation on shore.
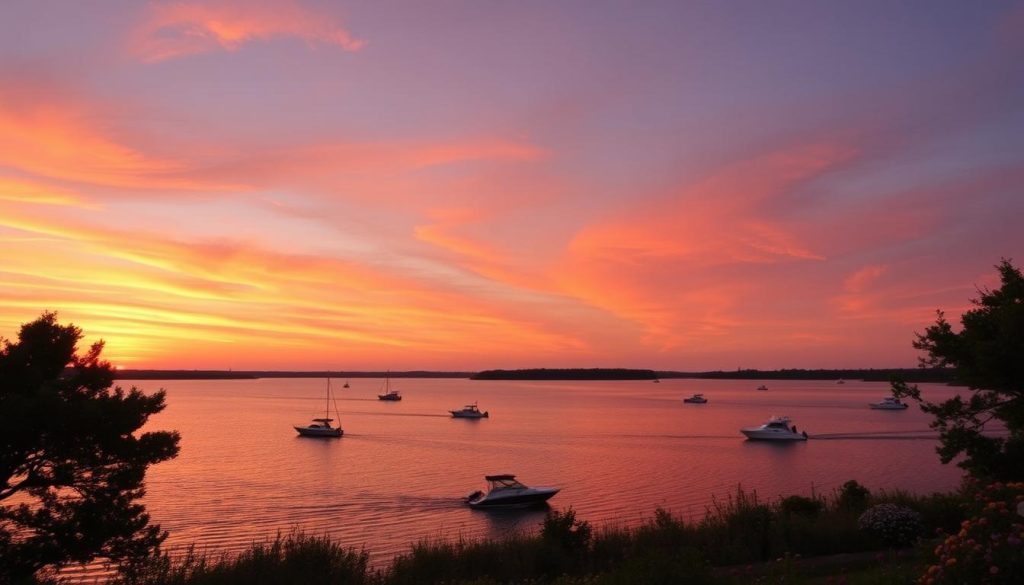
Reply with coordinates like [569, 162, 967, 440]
[104, 480, 969, 585]
[472, 368, 659, 380]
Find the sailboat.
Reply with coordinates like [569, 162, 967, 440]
[294, 379, 343, 437]
[378, 372, 401, 401]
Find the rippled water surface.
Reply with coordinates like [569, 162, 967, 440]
[140, 377, 963, 563]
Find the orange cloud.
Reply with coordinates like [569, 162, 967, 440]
[0, 204, 589, 369]
[554, 139, 857, 349]
[844, 264, 888, 293]
[132, 0, 365, 62]
[0, 176, 99, 209]
[0, 91, 241, 192]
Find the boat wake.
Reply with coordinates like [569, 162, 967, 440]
[810, 430, 937, 440]
[345, 410, 451, 418]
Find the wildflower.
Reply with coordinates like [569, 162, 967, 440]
[945, 558, 957, 567]
[990, 565, 999, 575]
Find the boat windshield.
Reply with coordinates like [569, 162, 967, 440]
[765, 419, 791, 429]
[488, 477, 527, 490]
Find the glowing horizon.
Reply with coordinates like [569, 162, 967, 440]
[2, 1, 1021, 371]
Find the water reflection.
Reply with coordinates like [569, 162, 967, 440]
[141, 377, 966, 567]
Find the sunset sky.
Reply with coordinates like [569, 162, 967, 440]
[1, 1, 1022, 371]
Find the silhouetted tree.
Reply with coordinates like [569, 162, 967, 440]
[894, 259, 1024, 480]
[0, 313, 180, 583]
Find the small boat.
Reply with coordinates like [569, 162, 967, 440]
[294, 379, 343, 437]
[756, 384, 768, 391]
[683, 393, 708, 404]
[343, 381, 350, 388]
[869, 396, 909, 410]
[465, 474, 560, 508]
[450, 402, 489, 418]
[836, 379, 846, 384]
[653, 378, 661, 383]
[741, 416, 807, 441]
[377, 373, 401, 401]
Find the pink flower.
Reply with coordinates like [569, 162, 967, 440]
[990, 565, 1000, 575]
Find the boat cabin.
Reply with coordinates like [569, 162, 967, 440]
[484, 474, 527, 491]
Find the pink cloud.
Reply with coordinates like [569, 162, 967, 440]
[552, 139, 859, 350]
[844, 264, 888, 293]
[131, 0, 365, 62]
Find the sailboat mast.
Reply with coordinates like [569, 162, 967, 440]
[326, 378, 331, 420]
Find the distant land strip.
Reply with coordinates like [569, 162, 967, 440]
[472, 368, 659, 380]
[113, 367, 958, 383]
[113, 370, 474, 380]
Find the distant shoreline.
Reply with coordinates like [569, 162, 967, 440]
[113, 367, 957, 383]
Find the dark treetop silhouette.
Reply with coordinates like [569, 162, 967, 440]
[0, 312, 180, 582]
[894, 259, 1024, 481]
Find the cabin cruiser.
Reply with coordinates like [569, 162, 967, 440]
[294, 418, 343, 438]
[741, 416, 807, 441]
[465, 475, 560, 508]
[450, 402, 489, 418]
[869, 396, 909, 410]
[683, 393, 708, 404]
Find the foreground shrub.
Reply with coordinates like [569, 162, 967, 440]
[858, 503, 922, 547]
[780, 495, 824, 517]
[838, 480, 871, 511]
[118, 532, 370, 585]
[923, 481, 1024, 585]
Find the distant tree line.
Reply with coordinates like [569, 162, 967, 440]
[114, 370, 475, 380]
[673, 368, 959, 383]
[472, 367, 959, 383]
[472, 368, 659, 380]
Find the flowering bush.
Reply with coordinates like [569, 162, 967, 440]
[923, 481, 1024, 584]
[857, 503, 922, 547]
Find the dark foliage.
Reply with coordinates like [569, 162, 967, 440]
[779, 495, 824, 517]
[472, 368, 658, 380]
[836, 480, 871, 512]
[0, 312, 180, 583]
[117, 532, 370, 585]
[893, 259, 1024, 480]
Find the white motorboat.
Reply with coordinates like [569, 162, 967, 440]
[294, 379, 343, 437]
[869, 396, 909, 410]
[741, 416, 807, 441]
[450, 402, 489, 418]
[756, 384, 768, 391]
[683, 393, 708, 404]
[465, 474, 560, 508]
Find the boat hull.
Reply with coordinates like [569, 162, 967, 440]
[869, 403, 908, 410]
[294, 426, 343, 438]
[378, 394, 402, 401]
[451, 411, 488, 418]
[683, 398, 707, 404]
[741, 429, 806, 441]
[467, 488, 559, 508]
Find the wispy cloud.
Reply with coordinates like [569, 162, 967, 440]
[131, 0, 366, 62]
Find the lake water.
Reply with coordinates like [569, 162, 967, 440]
[137, 377, 963, 565]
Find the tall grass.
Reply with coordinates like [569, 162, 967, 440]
[113, 482, 965, 585]
[115, 532, 370, 585]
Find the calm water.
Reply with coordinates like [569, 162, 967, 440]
[138, 377, 963, 564]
